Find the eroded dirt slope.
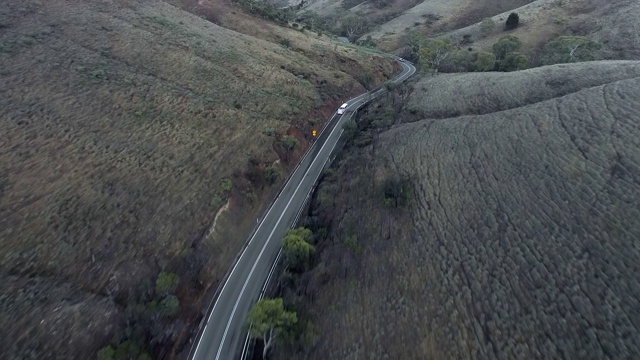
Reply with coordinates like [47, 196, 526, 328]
[288, 61, 640, 359]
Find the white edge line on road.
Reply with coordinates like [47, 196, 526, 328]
[235, 63, 413, 359]
[238, 106, 365, 360]
[191, 111, 338, 357]
[239, 247, 282, 360]
[214, 102, 349, 360]
[194, 60, 414, 359]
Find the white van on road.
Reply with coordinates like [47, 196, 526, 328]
[337, 103, 348, 115]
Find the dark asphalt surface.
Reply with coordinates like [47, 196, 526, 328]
[191, 59, 416, 360]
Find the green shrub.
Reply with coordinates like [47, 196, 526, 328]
[113, 340, 143, 360]
[384, 80, 396, 91]
[97, 346, 115, 360]
[480, 18, 495, 37]
[344, 234, 362, 254]
[265, 164, 281, 184]
[287, 227, 313, 242]
[220, 178, 233, 192]
[474, 51, 496, 71]
[357, 71, 375, 90]
[505, 12, 519, 30]
[282, 228, 315, 271]
[155, 271, 179, 295]
[541, 36, 601, 64]
[501, 52, 529, 71]
[492, 35, 522, 60]
[447, 49, 472, 72]
[159, 295, 180, 317]
[382, 176, 412, 207]
[342, 119, 359, 141]
[281, 136, 298, 150]
[280, 38, 291, 48]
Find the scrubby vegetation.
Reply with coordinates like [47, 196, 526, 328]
[276, 60, 640, 360]
[0, 0, 397, 358]
[541, 35, 602, 65]
[282, 228, 315, 271]
[411, 30, 604, 74]
[505, 12, 520, 30]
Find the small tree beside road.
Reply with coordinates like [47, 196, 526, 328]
[282, 227, 315, 271]
[247, 298, 298, 359]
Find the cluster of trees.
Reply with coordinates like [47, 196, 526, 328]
[97, 272, 182, 360]
[492, 35, 528, 71]
[295, 10, 396, 42]
[415, 33, 600, 74]
[414, 35, 528, 73]
[541, 36, 601, 64]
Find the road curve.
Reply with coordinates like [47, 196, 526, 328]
[190, 59, 416, 360]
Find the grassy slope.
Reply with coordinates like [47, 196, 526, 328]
[441, 0, 640, 61]
[405, 61, 640, 119]
[0, 0, 395, 358]
[356, 0, 640, 59]
[283, 61, 640, 359]
[361, 0, 534, 50]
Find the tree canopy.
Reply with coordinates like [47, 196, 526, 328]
[505, 12, 520, 30]
[480, 18, 495, 37]
[418, 39, 454, 74]
[502, 52, 529, 71]
[340, 13, 368, 40]
[247, 298, 298, 359]
[155, 271, 179, 295]
[475, 51, 496, 71]
[492, 35, 522, 60]
[282, 227, 315, 271]
[542, 36, 601, 64]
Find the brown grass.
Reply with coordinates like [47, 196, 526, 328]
[0, 0, 396, 358]
[280, 61, 640, 359]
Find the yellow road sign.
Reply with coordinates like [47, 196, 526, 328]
[312, 130, 317, 137]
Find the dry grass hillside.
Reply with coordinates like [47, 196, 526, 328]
[282, 61, 640, 359]
[360, 0, 640, 58]
[441, 0, 640, 61]
[0, 0, 395, 358]
[405, 61, 640, 119]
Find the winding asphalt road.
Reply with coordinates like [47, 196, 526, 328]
[190, 59, 416, 360]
